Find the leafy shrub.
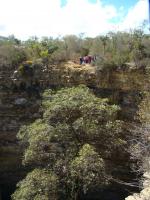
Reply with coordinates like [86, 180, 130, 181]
[0, 45, 26, 68]
[95, 58, 117, 72]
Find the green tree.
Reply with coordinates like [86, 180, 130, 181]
[63, 35, 81, 60]
[13, 86, 124, 199]
[100, 36, 108, 56]
[129, 29, 147, 67]
[12, 169, 58, 200]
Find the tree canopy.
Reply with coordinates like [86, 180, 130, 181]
[12, 85, 125, 200]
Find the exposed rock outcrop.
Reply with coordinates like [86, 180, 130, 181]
[126, 172, 150, 200]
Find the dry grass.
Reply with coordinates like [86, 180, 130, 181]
[63, 61, 95, 73]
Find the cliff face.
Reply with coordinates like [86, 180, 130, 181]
[125, 171, 150, 200]
[0, 61, 148, 199]
[0, 63, 41, 199]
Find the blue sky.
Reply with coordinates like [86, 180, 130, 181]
[61, 0, 143, 14]
[101, 0, 138, 9]
[0, 0, 149, 39]
[61, 0, 139, 8]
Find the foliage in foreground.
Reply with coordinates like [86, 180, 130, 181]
[12, 169, 58, 200]
[12, 86, 125, 199]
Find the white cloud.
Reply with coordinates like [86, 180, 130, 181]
[119, 0, 149, 31]
[0, 0, 148, 39]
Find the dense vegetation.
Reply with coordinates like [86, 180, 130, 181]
[12, 86, 125, 199]
[0, 29, 150, 71]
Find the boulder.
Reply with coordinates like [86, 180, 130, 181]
[14, 98, 27, 105]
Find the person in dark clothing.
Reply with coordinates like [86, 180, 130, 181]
[80, 57, 83, 65]
[88, 55, 92, 64]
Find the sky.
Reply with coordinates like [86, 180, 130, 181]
[0, 0, 149, 39]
